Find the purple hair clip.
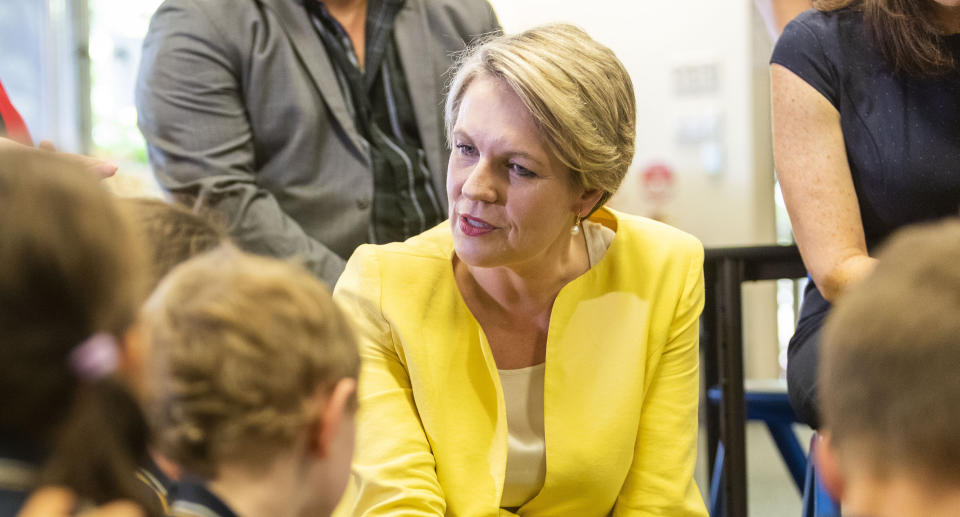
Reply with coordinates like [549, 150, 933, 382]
[69, 332, 120, 381]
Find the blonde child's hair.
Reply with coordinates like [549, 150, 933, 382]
[143, 246, 359, 477]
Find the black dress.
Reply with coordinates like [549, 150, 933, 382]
[771, 8, 960, 428]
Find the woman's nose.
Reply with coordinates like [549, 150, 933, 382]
[461, 161, 498, 203]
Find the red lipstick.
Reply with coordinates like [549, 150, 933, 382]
[458, 215, 496, 236]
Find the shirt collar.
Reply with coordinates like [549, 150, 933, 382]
[170, 478, 239, 517]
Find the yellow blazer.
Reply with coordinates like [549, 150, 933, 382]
[333, 208, 707, 517]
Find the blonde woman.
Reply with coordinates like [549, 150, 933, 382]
[334, 24, 707, 516]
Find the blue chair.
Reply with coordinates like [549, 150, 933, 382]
[708, 379, 807, 517]
[801, 434, 841, 517]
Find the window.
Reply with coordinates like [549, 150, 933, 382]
[89, 0, 164, 196]
[0, 0, 84, 151]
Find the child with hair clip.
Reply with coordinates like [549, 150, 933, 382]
[139, 247, 359, 517]
[0, 159, 159, 516]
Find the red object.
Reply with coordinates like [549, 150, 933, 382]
[640, 163, 676, 203]
[0, 79, 33, 146]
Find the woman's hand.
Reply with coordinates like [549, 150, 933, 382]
[0, 137, 118, 179]
[771, 64, 877, 301]
[17, 487, 144, 517]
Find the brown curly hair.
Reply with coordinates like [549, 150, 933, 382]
[122, 198, 226, 290]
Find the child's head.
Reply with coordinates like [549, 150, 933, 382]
[123, 198, 226, 290]
[0, 160, 156, 511]
[141, 247, 359, 514]
[818, 218, 960, 512]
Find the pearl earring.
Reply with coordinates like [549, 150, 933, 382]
[571, 214, 582, 236]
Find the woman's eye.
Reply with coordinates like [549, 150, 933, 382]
[509, 163, 537, 177]
[456, 143, 476, 156]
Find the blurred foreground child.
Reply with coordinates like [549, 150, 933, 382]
[0, 160, 157, 516]
[818, 219, 960, 517]
[140, 247, 359, 517]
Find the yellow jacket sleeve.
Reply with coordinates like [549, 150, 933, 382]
[613, 241, 707, 517]
[333, 245, 446, 516]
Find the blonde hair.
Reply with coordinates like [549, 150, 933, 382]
[143, 247, 359, 477]
[445, 23, 636, 209]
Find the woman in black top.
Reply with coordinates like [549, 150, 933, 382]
[771, 0, 960, 428]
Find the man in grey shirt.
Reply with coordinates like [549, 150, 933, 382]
[136, 0, 500, 285]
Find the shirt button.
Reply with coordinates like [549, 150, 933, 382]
[356, 197, 371, 210]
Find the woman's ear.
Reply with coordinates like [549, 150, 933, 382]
[310, 378, 357, 458]
[578, 188, 605, 217]
[814, 432, 845, 502]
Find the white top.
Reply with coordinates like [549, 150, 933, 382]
[583, 220, 616, 268]
[498, 220, 615, 509]
[498, 363, 547, 508]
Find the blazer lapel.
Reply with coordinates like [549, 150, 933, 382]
[259, 0, 368, 160]
[393, 0, 445, 182]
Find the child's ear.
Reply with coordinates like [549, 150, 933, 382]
[310, 378, 357, 458]
[814, 432, 845, 501]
